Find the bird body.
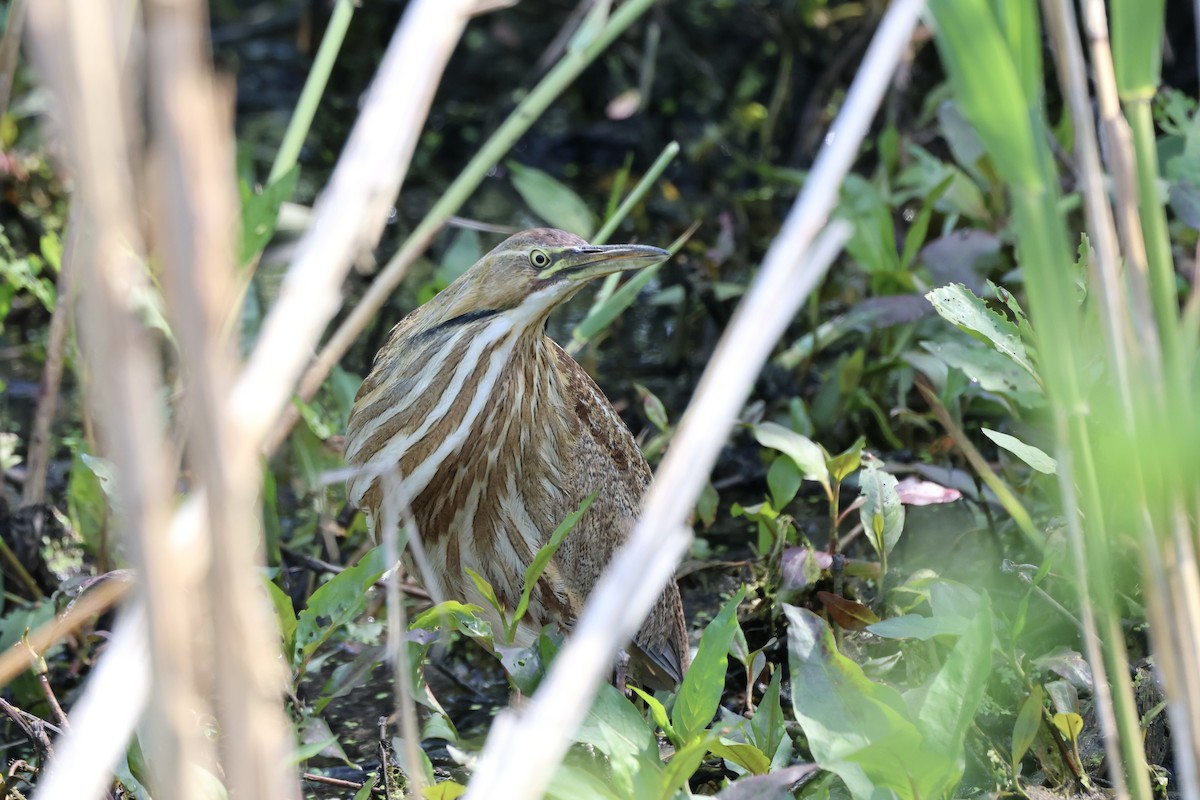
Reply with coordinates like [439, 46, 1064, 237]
[344, 228, 689, 687]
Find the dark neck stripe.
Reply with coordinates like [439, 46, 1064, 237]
[422, 308, 501, 338]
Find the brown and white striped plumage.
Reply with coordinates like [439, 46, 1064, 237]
[344, 228, 689, 687]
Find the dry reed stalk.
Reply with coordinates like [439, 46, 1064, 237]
[142, 0, 299, 794]
[465, 3, 925, 796]
[25, 0, 488, 795]
[25, 0, 215, 796]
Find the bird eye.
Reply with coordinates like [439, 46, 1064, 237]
[529, 249, 551, 269]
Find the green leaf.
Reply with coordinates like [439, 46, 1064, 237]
[867, 613, 969, 641]
[239, 166, 300, 266]
[786, 604, 957, 800]
[507, 161, 594, 237]
[294, 547, 388, 665]
[508, 492, 596, 639]
[657, 734, 713, 798]
[696, 482, 719, 528]
[629, 686, 677, 743]
[921, 338, 1043, 408]
[981, 427, 1057, 474]
[753, 422, 830, 495]
[68, 450, 108, 556]
[828, 437, 865, 484]
[925, 283, 1038, 381]
[574, 680, 656, 757]
[635, 384, 669, 432]
[709, 739, 770, 775]
[265, 579, 298, 665]
[1011, 686, 1043, 769]
[673, 587, 746, 743]
[857, 457, 905, 562]
[915, 590, 992, 757]
[465, 568, 507, 630]
[766, 456, 802, 509]
[750, 667, 786, 760]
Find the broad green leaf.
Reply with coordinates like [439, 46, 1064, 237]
[867, 613, 969, 641]
[921, 338, 1043, 408]
[547, 762, 623, 800]
[294, 547, 388, 664]
[1011, 686, 1043, 768]
[753, 422, 829, 495]
[1053, 712, 1083, 744]
[857, 457, 905, 563]
[657, 735, 713, 798]
[673, 587, 746, 743]
[509, 492, 596, 638]
[574, 682, 656, 758]
[239, 166, 300, 266]
[786, 604, 938, 800]
[767, 456, 802, 509]
[925, 283, 1038, 381]
[915, 590, 992, 758]
[828, 437, 865, 484]
[709, 739, 770, 775]
[422, 779, 465, 800]
[981, 427, 1057, 474]
[507, 160, 594, 237]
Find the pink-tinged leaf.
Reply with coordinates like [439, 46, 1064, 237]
[781, 547, 832, 592]
[895, 476, 963, 506]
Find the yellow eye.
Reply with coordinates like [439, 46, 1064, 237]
[530, 249, 551, 269]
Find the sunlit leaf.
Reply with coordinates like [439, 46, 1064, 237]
[981, 427, 1057, 474]
[294, 547, 388, 664]
[753, 422, 830, 495]
[857, 456, 905, 562]
[1053, 712, 1083, 744]
[925, 283, 1038, 381]
[674, 587, 746, 743]
[708, 739, 770, 775]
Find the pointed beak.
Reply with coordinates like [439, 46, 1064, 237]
[537, 242, 671, 282]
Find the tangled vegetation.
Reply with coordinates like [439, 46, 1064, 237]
[0, 0, 1196, 798]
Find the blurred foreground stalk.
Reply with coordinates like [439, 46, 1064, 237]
[929, 1, 1194, 797]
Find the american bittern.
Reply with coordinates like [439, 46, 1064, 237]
[343, 228, 689, 687]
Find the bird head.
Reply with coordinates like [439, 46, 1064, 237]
[419, 228, 671, 335]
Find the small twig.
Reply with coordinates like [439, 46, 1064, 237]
[301, 772, 369, 791]
[0, 697, 54, 759]
[36, 673, 70, 733]
[0, 576, 130, 692]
